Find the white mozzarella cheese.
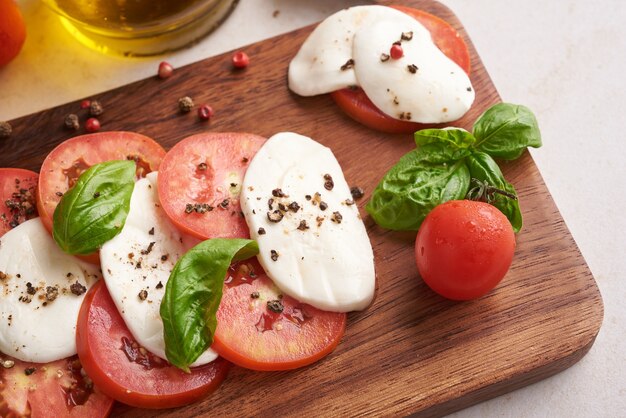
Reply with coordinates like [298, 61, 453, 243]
[0, 218, 100, 363]
[353, 19, 474, 123]
[100, 172, 218, 366]
[288, 5, 474, 123]
[288, 5, 413, 96]
[240, 132, 375, 312]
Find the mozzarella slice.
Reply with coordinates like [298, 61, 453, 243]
[100, 172, 218, 366]
[0, 218, 100, 363]
[353, 19, 474, 123]
[288, 5, 475, 123]
[289, 5, 414, 96]
[240, 132, 375, 312]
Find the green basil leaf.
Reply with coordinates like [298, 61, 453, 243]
[473, 103, 542, 160]
[414, 127, 476, 149]
[160, 238, 259, 372]
[53, 160, 136, 255]
[466, 152, 522, 232]
[366, 148, 470, 230]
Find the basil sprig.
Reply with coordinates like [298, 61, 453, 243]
[53, 160, 136, 254]
[160, 238, 259, 372]
[366, 103, 541, 232]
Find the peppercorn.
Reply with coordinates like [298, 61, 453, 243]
[390, 43, 404, 60]
[89, 100, 104, 116]
[80, 100, 91, 109]
[198, 104, 214, 121]
[178, 96, 194, 113]
[64, 114, 80, 130]
[85, 118, 100, 133]
[0, 121, 12, 139]
[158, 61, 174, 79]
[232, 51, 250, 69]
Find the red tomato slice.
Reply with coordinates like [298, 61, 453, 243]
[212, 260, 346, 371]
[0, 177, 113, 418]
[0, 167, 38, 235]
[0, 356, 113, 418]
[157, 132, 267, 240]
[37, 131, 166, 236]
[330, 6, 472, 133]
[76, 280, 231, 409]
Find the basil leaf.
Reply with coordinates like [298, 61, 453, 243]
[160, 238, 259, 372]
[466, 152, 522, 232]
[473, 103, 542, 160]
[53, 160, 135, 255]
[366, 148, 470, 230]
[414, 127, 476, 149]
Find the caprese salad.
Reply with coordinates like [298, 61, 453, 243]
[0, 130, 376, 415]
[288, 5, 475, 133]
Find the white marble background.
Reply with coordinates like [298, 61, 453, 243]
[1, 0, 624, 416]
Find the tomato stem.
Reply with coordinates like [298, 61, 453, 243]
[466, 178, 517, 203]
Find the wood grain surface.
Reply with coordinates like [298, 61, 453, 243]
[2, 0, 603, 416]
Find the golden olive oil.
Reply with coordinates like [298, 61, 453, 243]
[43, 0, 238, 56]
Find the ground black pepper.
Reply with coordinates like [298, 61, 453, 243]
[70, 281, 87, 296]
[340, 58, 355, 71]
[270, 250, 279, 261]
[350, 186, 364, 199]
[267, 299, 284, 313]
[258, 227, 266, 235]
[267, 210, 284, 223]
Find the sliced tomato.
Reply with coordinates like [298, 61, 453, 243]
[76, 280, 231, 409]
[36, 132, 166, 263]
[0, 355, 114, 418]
[157, 132, 267, 240]
[37, 131, 166, 236]
[212, 259, 346, 371]
[330, 6, 472, 133]
[0, 177, 113, 418]
[0, 168, 38, 235]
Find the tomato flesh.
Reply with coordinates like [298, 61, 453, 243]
[0, 356, 114, 418]
[212, 259, 346, 371]
[76, 280, 231, 409]
[415, 200, 515, 300]
[157, 132, 267, 240]
[37, 131, 166, 236]
[331, 6, 472, 133]
[0, 168, 38, 235]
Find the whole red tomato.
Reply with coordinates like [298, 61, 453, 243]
[0, 0, 26, 67]
[415, 200, 516, 300]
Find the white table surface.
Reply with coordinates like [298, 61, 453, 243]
[1, 0, 624, 416]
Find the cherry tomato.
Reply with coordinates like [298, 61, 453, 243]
[0, 168, 38, 235]
[157, 132, 266, 240]
[415, 200, 515, 300]
[330, 6, 471, 133]
[0, 0, 26, 67]
[76, 280, 231, 409]
[212, 259, 346, 371]
[37, 131, 166, 263]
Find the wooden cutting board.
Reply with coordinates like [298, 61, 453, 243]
[2, 0, 603, 416]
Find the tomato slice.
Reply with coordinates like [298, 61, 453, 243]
[37, 131, 166, 236]
[0, 167, 38, 235]
[157, 132, 267, 240]
[212, 260, 346, 371]
[0, 174, 113, 418]
[76, 280, 231, 409]
[330, 6, 472, 133]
